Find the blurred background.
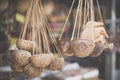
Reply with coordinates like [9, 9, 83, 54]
[0, 0, 120, 80]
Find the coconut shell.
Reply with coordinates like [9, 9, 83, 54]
[70, 39, 95, 58]
[17, 39, 38, 52]
[64, 48, 74, 56]
[48, 57, 64, 71]
[23, 64, 43, 78]
[10, 64, 23, 72]
[30, 54, 53, 68]
[8, 50, 31, 66]
[59, 40, 70, 54]
[81, 21, 104, 41]
[6, 50, 14, 62]
[90, 43, 106, 57]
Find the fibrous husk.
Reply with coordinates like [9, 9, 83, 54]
[58, 40, 73, 56]
[10, 64, 23, 73]
[23, 64, 43, 78]
[17, 39, 38, 52]
[64, 48, 74, 56]
[81, 21, 104, 41]
[7, 50, 31, 66]
[30, 54, 53, 68]
[47, 57, 64, 71]
[70, 39, 95, 58]
[90, 43, 106, 57]
[58, 40, 69, 54]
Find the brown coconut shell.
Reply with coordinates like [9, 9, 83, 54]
[81, 21, 104, 41]
[10, 64, 23, 72]
[8, 50, 31, 66]
[48, 57, 64, 71]
[6, 50, 14, 62]
[90, 43, 106, 57]
[58, 40, 73, 56]
[30, 54, 53, 68]
[23, 64, 43, 78]
[58, 40, 70, 53]
[17, 39, 38, 52]
[64, 48, 74, 56]
[70, 39, 95, 58]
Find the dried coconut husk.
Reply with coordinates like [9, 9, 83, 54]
[30, 54, 53, 68]
[47, 57, 64, 71]
[70, 39, 95, 58]
[17, 39, 38, 52]
[58, 40, 73, 56]
[90, 43, 106, 57]
[10, 64, 23, 73]
[6, 50, 14, 63]
[23, 64, 43, 78]
[8, 50, 31, 66]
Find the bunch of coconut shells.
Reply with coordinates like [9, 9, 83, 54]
[58, 0, 113, 58]
[7, 0, 64, 78]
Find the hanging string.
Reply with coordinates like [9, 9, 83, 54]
[20, 0, 33, 39]
[59, 0, 75, 40]
[71, 0, 81, 41]
[90, 0, 94, 21]
[96, 0, 104, 23]
[77, 0, 83, 39]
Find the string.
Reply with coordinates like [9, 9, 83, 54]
[71, 0, 81, 41]
[59, 0, 75, 40]
[96, 0, 104, 23]
[77, 0, 83, 39]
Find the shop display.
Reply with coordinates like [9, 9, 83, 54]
[7, 0, 64, 78]
[59, 0, 113, 58]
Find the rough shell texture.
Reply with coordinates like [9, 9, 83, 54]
[64, 48, 74, 56]
[30, 54, 53, 68]
[23, 64, 43, 78]
[90, 43, 106, 57]
[10, 64, 23, 72]
[59, 40, 70, 54]
[8, 50, 31, 66]
[16, 39, 38, 52]
[6, 50, 14, 62]
[48, 58, 64, 71]
[70, 39, 95, 58]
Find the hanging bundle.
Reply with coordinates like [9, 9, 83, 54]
[59, 0, 113, 58]
[7, 0, 64, 78]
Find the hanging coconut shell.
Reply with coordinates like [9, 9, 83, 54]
[6, 50, 14, 62]
[17, 39, 38, 52]
[30, 54, 53, 68]
[58, 40, 70, 53]
[8, 50, 31, 66]
[10, 64, 23, 73]
[58, 40, 73, 56]
[81, 21, 104, 41]
[23, 64, 43, 78]
[64, 48, 74, 56]
[90, 43, 106, 57]
[47, 57, 64, 71]
[70, 39, 95, 58]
